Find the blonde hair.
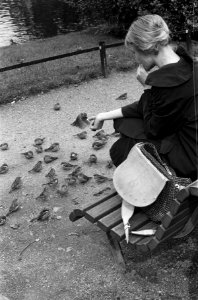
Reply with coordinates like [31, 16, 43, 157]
[125, 14, 170, 54]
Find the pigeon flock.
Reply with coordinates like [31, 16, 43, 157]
[0, 112, 119, 227]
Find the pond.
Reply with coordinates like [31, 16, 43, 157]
[0, 0, 81, 47]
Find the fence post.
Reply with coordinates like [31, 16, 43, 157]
[186, 29, 192, 55]
[99, 41, 107, 78]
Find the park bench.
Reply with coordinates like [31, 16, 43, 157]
[69, 179, 198, 268]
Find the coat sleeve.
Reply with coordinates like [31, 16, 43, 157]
[140, 87, 190, 139]
[121, 89, 151, 118]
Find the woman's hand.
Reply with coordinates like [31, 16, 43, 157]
[136, 64, 148, 86]
[88, 114, 104, 131]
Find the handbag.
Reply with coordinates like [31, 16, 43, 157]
[140, 143, 192, 222]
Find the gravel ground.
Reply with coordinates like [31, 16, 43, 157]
[0, 71, 198, 300]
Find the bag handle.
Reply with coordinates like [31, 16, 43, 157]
[139, 143, 173, 178]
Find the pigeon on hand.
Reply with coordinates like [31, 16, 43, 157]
[65, 174, 77, 186]
[33, 138, 45, 146]
[73, 131, 87, 140]
[87, 154, 97, 165]
[44, 143, 60, 152]
[6, 199, 20, 216]
[57, 184, 69, 196]
[0, 163, 9, 174]
[54, 103, 61, 111]
[44, 155, 58, 164]
[0, 143, 9, 150]
[71, 113, 90, 129]
[30, 208, 50, 222]
[21, 151, 34, 159]
[70, 152, 78, 161]
[77, 172, 92, 184]
[36, 187, 48, 201]
[115, 92, 127, 100]
[0, 216, 6, 226]
[92, 140, 107, 150]
[28, 161, 42, 173]
[93, 174, 113, 184]
[45, 168, 57, 179]
[9, 177, 22, 193]
[61, 162, 78, 171]
[34, 145, 43, 153]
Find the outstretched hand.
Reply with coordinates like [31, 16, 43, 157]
[88, 115, 104, 131]
[136, 64, 148, 86]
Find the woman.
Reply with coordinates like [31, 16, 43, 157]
[89, 14, 198, 181]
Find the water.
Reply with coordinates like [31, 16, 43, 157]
[0, 0, 81, 47]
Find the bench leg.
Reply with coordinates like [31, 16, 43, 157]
[106, 232, 126, 270]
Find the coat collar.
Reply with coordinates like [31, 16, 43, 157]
[145, 46, 193, 87]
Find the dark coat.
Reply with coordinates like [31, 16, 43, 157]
[116, 47, 198, 180]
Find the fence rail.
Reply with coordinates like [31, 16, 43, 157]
[0, 29, 196, 77]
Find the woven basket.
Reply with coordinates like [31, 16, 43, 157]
[140, 143, 192, 222]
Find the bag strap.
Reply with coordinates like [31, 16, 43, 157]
[139, 142, 173, 178]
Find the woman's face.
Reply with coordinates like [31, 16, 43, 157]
[132, 46, 156, 71]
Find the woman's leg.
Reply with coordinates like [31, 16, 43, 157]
[109, 136, 137, 167]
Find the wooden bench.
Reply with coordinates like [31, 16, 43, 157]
[69, 180, 198, 268]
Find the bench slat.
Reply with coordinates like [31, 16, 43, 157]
[110, 212, 150, 241]
[170, 196, 197, 215]
[162, 206, 194, 229]
[156, 215, 190, 240]
[97, 208, 122, 232]
[129, 222, 157, 245]
[84, 194, 122, 223]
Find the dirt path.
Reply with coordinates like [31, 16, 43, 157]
[0, 71, 197, 300]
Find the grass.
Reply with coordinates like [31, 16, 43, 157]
[0, 30, 136, 104]
[0, 29, 197, 105]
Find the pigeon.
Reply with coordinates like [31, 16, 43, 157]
[57, 184, 69, 196]
[0, 216, 6, 226]
[30, 208, 50, 222]
[36, 187, 48, 201]
[93, 174, 113, 184]
[61, 162, 78, 171]
[109, 131, 121, 138]
[44, 143, 60, 152]
[92, 140, 107, 150]
[34, 145, 43, 153]
[45, 168, 57, 179]
[54, 103, 61, 111]
[6, 199, 20, 216]
[69, 166, 81, 178]
[65, 174, 77, 186]
[70, 152, 78, 161]
[0, 143, 9, 150]
[71, 113, 90, 129]
[44, 155, 58, 164]
[33, 138, 45, 146]
[93, 187, 111, 196]
[106, 160, 114, 169]
[28, 161, 42, 173]
[9, 177, 22, 193]
[115, 92, 127, 100]
[77, 172, 92, 184]
[93, 130, 108, 140]
[21, 151, 34, 159]
[87, 154, 97, 165]
[0, 163, 9, 174]
[73, 131, 87, 140]
[43, 177, 59, 188]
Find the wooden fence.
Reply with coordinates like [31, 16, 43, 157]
[0, 29, 195, 78]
